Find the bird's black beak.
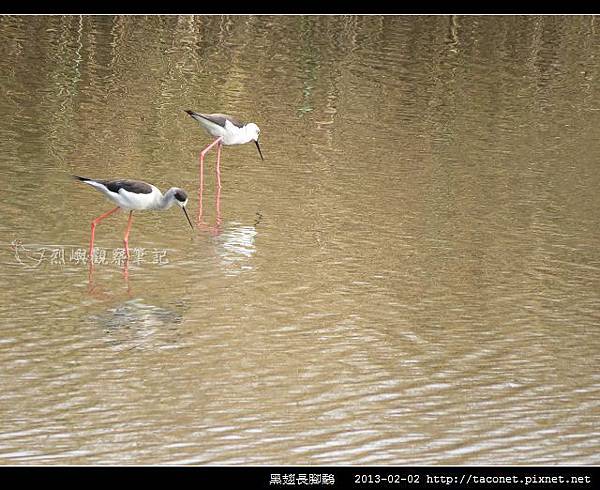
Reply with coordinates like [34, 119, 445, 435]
[255, 140, 264, 161]
[182, 206, 194, 230]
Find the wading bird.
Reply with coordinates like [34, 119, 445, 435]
[74, 175, 193, 259]
[184, 110, 263, 191]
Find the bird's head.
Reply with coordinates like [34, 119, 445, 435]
[245, 123, 264, 160]
[246, 122, 260, 141]
[172, 189, 188, 207]
[170, 188, 193, 229]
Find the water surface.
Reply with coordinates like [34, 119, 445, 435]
[0, 15, 599, 464]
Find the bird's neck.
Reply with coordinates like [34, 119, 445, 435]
[233, 126, 252, 144]
[156, 190, 176, 210]
[227, 124, 253, 145]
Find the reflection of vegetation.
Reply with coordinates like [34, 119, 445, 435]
[1, 15, 599, 172]
[46, 16, 84, 162]
[298, 16, 318, 115]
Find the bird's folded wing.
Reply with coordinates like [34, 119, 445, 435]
[199, 113, 245, 129]
[101, 180, 154, 194]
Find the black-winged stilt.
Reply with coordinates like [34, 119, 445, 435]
[73, 176, 193, 259]
[184, 110, 263, 160]
[184, 110, 263, 196]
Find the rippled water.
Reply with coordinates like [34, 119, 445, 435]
[0, 15, 599, 464]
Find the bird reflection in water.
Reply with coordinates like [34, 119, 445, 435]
[197, 167, 223, 236]
[89, 299, 184, 352]
[87, 258, 133, 297]
[214, 221, 259, 276]
[196, 162, 261, 275]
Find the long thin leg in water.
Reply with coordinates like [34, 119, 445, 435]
[213, 178, 223, 236]
[123, 211, 134, 259]
[215, 138, 223, 190]
[90, 206, 120, 260]
[198, 147, 205, 224]
[197, 136, 223, 224]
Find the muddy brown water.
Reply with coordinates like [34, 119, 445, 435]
[0, 15, 598, 464]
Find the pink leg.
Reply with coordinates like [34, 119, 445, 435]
[197, 136, 223, 225]
[123, 211, 134, 258]
[123, 260, 130, 287]
[198, 147, 205, 224]
[90, 206, 120, 260]
[213, 179, 223, 235]
[215, 139, 222, 190]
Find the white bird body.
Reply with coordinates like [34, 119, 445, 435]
[74, 176, 193, 230]
[81, 180, 161, 210]
[197, 117, 257, 145]
[75, 177, 188, 211]
[185, 110, 263, 160]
